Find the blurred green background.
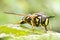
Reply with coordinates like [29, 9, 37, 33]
[0, 0, 60, 32]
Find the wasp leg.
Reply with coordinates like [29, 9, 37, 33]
[44, 26, 48, 32]
[31, 21, 34, 32]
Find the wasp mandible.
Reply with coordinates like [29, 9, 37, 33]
[4, 12, 55, 32]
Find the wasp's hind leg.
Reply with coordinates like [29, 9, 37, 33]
[44, 26, 48, 33]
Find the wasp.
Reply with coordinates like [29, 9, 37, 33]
[4, 12, 55, 32]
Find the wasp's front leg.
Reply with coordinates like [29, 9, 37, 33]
[20, 20, 26, 24]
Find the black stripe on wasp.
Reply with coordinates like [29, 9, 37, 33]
[4, 11, 55, 32]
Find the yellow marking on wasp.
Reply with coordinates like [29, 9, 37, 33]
[38, 16, 41, 19]
[36, 18, 39, 24]
[45, 18, 48, 25]
[36, 18, 39, 22]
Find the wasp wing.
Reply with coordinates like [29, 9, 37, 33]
[34, 11, 46, 15]
[4, 12, 27, 16]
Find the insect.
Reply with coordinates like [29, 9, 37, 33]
[4, 11, 55, 32]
